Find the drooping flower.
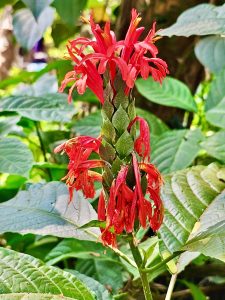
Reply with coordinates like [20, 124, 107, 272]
[59, 9, 169, 103]
[54, 136, 104, 200]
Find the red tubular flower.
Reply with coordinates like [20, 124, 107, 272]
[128, 116, 150, 161]
[59, 9, 168, 103]
[54, 136, 104, 200]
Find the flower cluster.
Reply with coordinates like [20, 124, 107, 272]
[56, 9, 168, 247]
[59, 9, 168, 103]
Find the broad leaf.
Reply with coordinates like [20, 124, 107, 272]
[66, 270, 112, 300]
[205, 69, 225, 111]
[136, 108, 169, 136]
[0, 94, 74, 122]
[73, 111, 102, 137]
[0, 116, 20, 137]
[0, 294, 74, 299]
[22, 0, 53, 18]
[206, 97, 225, 129]
[0, 137, 33, 177]
[45, 238, 113, 265]
[0, 181, 100, 240]
[13, 7, 55, 49]
[195, 36, 225, 74]
[159, 4, 225, 37]
[0, 247, 94, 300]
[159, 163, 225, 258]
[151, 129, 202, 173]
[53, 0, 87, 25]
[136, 77, 197, 112]
[184, 191, 225, 262]
[201, 131, 225, 162]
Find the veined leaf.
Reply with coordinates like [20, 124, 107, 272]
[0, 137, 33, 177]
[195, 36, 225, 74]
[0, 247, 94, 300]
[0, 94, 74, 122]
[201, 131, 225, 162]
[73, 111, 102, 138]
[159, 163, 225, 262]
[136, 77, 197, 112]
[0, 294, 74, 299]
[159, 4, 225, 37]
[151, 129, 202, 174]
[0, 116, 20, 137]
[206, 97, 225, 129]
[0, 182, 100, 240]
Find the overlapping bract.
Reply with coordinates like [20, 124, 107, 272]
[59, 9, 168, 103]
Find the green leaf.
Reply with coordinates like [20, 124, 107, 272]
[74, 111, 102, 138]
[112, 105, 130, 135]
[201, 131, 225, 162]
[0, 182, 100, 240]
[195, 36, 225, 74]
[0, 137, 33, 177]
[0, 247, 95, 300]
[136, 108, 169, 136]
[115, 131, 134, 158]
[0, 116, 20, 137]
[151, 129, 202, 174]
[66, 270, 112, 300]
[206, 97, 225, 129]
[205, 69, 225, 111]
[159, 163, 225, 258]
[136, 77, 197, 112]
[184, 191, 225, 262]
[0, 294, 74, 299]
[0, 94, 74, 122]
[75, 258, 123, 293]
[181, 280, 207, 300]
[159, 4, 225, 37]
[45, 238, 113, 266]
[13, 7, 55, 49]
[53, 0, 87, 25]
[22, 0, 53, 18]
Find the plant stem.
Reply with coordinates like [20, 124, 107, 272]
[129, 238, 153, 300]
[165, 273, 178, 300]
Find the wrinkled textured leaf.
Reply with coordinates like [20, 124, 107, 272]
[195, 36, 225, 74]
[0, 137, 33, 177]
[151, 129, 202, 173]
[13, 7, 55, 49]
[53, 0, 87, 25]
[201, 131, 225, 162]
[0, 294, 74, 299]
[0, 247, 94, 300]
[0, 94, 74, 122]
[159, 163, 225, 260]
[0, 182, 100, 240]
[159, 4, 225, 37]
[136, 77, 197, 112]
[0, 116, 20, 137]
[66, 270, 112, 300]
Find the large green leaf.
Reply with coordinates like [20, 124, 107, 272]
[136, 77, 197, 112]
[151, 129, 202, 174]
[13, 7, 55, 49]
[22, 0, 53, 18]
[0, 94, 74, 122]
[53, 0, 87, 25]
[205, 69, 225, 111]
[0, 247, 94, 300]
[73, 111, 102, 138]
[159, 163, 225, 257]
[0, 137, 33, 177]
[0, 182, 100, 240]
[0, 116, 20, 137]
[45, 238, 113, 265]
[195, 36, 225, 74]
[136, 108, 169, 136]
[159, 4, 225, 37]
[206, 97, 225, 129]
[66, 270, 112, 300]
[201, 131, 225, 162]
[0, 294, 74, 299]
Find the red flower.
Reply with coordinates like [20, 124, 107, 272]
[59, 9, 168, 103]
[128, 116, 150, 161]
[54, 136, 104, 200]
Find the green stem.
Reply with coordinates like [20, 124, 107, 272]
[165, 273, 178, 300]
[142, 251, 183, 273]
[129, 238, 153, 300]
